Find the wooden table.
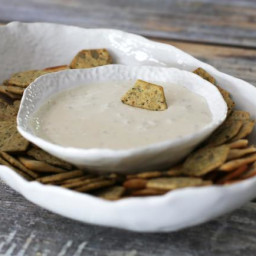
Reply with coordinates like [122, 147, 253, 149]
[0, 1, 256, 255]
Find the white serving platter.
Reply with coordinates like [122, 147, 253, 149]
[0, 22, 256, 232]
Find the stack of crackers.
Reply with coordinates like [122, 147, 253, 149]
[0, 49, 255, 200]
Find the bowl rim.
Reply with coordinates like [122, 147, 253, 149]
[17, 65, 227, 160]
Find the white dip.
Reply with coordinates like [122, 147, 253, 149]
[31, 80, 212, 149]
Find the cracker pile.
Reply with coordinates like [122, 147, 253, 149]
[0, 53, 256, 200]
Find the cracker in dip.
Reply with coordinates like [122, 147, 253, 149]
[121, 80, 167, 111]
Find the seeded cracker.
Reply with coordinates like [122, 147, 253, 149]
[94, 186, 125, 200]
[0, 152, 38, 179]
[1, 85, 24, 95]
[0, 155, 32, 180]
[131, 188, 167, 196]
[183, 145, 230, 176]
[231, 120, 255, 142]
[62, 177, 104, 189]
[8, 70, 48, 88]
[62, 175, 94, 184]
[70, 49, 112, 69]
[126, 170, 164, 179]
[241, 163, 256, 179]
[229, 110, 250, 121]
[219, 153, 256, 171]
[166, 165, 184, 176]
[43, 65, 69, 72]
[205, 119, 243, 146]
[193, 67, 235, 115]
[75, 179, 116, 193]
[193, 67, 216, 84]
[121, 80, 167, 111]
[123, 178, 147, 190]
[217, 87, 235, 115]
[147, 177, 206, 190]
[218, 165, 248, 184]
[0, 99, 16, 120]
[18, 157, 66, 173]
[227, 139, 248, 149]
[0, 121, 29, 152]
[36, 170, 84, 184]
[227, 146, 256, 160]
[27, 146, 73, 170]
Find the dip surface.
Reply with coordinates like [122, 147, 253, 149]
[31, 80, 212, 149]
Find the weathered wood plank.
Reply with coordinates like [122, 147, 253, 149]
[0, 0, 256, 47]
[155, 39, 256, 86]
[1, 181, 256, 255]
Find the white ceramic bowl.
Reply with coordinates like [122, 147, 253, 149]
[17, 65, 227, 172]
[0, 22, 256, 232]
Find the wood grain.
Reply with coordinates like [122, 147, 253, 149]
[0, 181, 256, 256]
[0, 0, 256, 47]
[154, 39, 256, 86]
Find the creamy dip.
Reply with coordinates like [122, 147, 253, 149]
[31, 80, 212, 149]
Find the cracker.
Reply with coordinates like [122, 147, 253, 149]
[130, 188, 168, 196]
[62, 175, 94, 184]
[183, 145, 230, 176]
[147, 177, 205, 190]
[227, 146, 256, 160]
[1, 85, 24, 95]
[0, 155, 32, 180]
[27, 146, 73, 170]
[75, 179, 115, 192]
[8, 70, 47, 88]
[0, 152, 38, 179]
[121, 80, 167, 111]
[229, 110, 250, 121]
[0, 122, 29, 152]
[216, 86, 235, 115]
[230, 120, 255, 142]
[70, 49, 112, 69]
[36, 170, 84, 184]
[205, 120, 243, 146]
[18, 157, 66, 173]
[94, 186, 125, 200]
[126, 170, 164, 180]
[62, 177, 104, 189]
[219, 153, 256, 171]
[0, 99, 15, 120]
[0, 85, 22, 99]
[0, 121, 29, 152]
[217, 165, 248, 184]
[166, 165, 184, 176]
[1, 133, 29, 152]
[227, 139, 248, 149]
[0, 121, 15, 143]
[240, 164, 256, 179]
[123, 178, 147, 190]
[193, 67, 216, 85]
[2, 92, 21, 100]
[43, 65, 69, 72]
[193, 68, 235, 114]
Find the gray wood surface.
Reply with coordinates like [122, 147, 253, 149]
[0, 0, 256, 47]
[155, 39, 256, 86]
[1, 0, 256, 255]
[1, 180, 256, 256]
